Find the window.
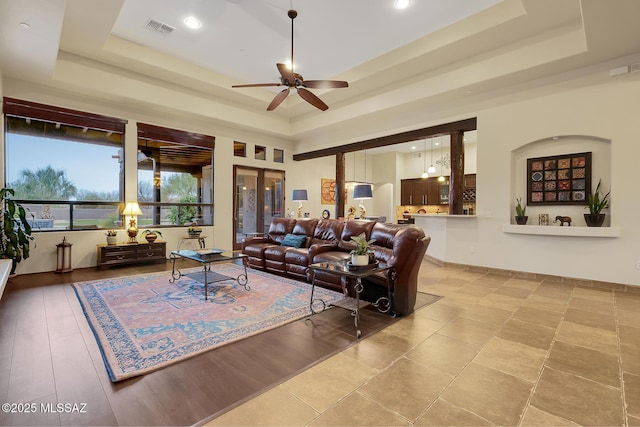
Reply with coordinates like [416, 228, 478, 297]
[274, 148, 284, 163]
[137, 123, 215, 226]
[3, 97, 126, 231]
[255, 145, 266, 160]
[234, 141, 246, 157]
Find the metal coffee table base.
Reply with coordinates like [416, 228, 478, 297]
[169, 250, 249, 300]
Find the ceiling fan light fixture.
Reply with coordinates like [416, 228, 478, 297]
[183, 16, 201, 29]
[394, 0, 412, 10]
[231, 9, 349, 111]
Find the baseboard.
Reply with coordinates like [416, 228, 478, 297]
[423, 254, 637, 293]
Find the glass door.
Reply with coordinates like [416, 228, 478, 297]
[263, 170, 284, 234]
[233, 167, 285, 250]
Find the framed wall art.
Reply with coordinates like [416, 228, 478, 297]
[527, 152, 592, 205]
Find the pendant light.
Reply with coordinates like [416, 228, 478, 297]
[438, 136, 446, 182]
[428, 138, 436, 174]
[420, 139, 429, 178]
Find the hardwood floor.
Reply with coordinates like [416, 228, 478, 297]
[0, 260, 396, 426]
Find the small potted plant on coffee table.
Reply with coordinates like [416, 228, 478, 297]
[515, 197, 528, 225]
[140, 229, 163, 243]
[349, 233, 376, 266]
[584, 179, 610, 227]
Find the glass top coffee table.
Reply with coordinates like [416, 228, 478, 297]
[307, 259, 396, 338]
[169, 249, 249, 300]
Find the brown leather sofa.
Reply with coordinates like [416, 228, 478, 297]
[242, 217, 430, 316]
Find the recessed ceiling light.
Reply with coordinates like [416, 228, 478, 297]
[411, 146, 416, 150]
[183, 16, 201, 29]
[394, 0, 412, 10]
[19, 22, 31, 29]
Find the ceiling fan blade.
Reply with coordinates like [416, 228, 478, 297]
[232, 83, 282, 88]
[276, 63, 295, 82]
[267, 88, 290, 111]
[303, 80, 349, 89]
[297, 87, 329, 111]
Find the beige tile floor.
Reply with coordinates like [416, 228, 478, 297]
[205, 260, 640, 426]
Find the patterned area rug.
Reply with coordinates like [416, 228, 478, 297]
[72, 264, 343, 382]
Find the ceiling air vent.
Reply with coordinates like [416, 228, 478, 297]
[146, 18, 175, 35]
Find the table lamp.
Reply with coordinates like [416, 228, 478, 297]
[353, 184, 373, 219]
[122, 201, 143, 243]
[353, 184, 373, 200]
[291, 189, 308, 218]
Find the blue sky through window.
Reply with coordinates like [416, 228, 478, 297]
[6, 134, 121, 194]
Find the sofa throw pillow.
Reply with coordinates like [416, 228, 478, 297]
[281, 233, 307, 248]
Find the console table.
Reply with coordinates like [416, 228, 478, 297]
[97, 242, 167, 269]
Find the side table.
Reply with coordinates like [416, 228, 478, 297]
[177, 235, 207, 251]
[307, 260, 396, 338]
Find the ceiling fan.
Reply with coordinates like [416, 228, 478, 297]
[232, 9, 349, 111]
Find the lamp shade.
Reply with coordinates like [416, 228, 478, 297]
[291, 189, 308, 201]
[122, 202, 143, 216]
[353, 184, 373, 200]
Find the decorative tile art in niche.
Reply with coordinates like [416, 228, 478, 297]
[527, 152, 591, 205]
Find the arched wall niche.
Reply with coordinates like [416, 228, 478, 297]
[510, 135, 612, 226]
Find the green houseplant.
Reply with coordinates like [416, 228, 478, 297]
[349, 232, 376, 266]
[584, 179, 610, 227]
[515, 197, 528, 225]
[0, 188, 34, 273]
[141, 229, 163, 243]
[187, 225, 202, 237]
[105, 229, 118, 245]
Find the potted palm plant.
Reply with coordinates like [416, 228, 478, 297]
[349, 233, 376, 266]
[515, 197, 528, 225]
[140, 229, 163, 243]
[584, 179, 610, 227]
[0, 188, 34, 274]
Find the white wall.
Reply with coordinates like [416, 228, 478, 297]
[437, 77, 640, 285]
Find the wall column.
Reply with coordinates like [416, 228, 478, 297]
[448, 130, 464, 215]
[336, 152, 345, 219]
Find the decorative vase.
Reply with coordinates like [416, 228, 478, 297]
[584, 213, 605, 227]
[106, 236, 117, 245]
[515, 216, 528, 225]
[145, 234, 158, 243]
[351, 254, 369, 266]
